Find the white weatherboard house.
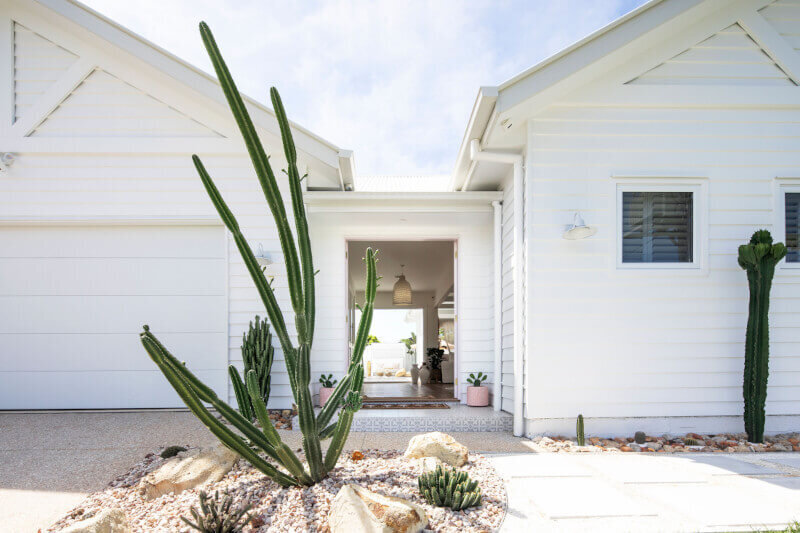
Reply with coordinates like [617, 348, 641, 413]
[2, 0, 800, 438]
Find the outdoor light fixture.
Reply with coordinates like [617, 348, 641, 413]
[562, 212, 597, 240]
[0, 153, 16, 172]
[255, 243, 273, 267]
[392, 264, 412, 305]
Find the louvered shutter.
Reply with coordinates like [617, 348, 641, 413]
[622, 192, 693, 263]
[786, 193, 800, 262]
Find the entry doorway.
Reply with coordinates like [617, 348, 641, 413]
[347, 239, 457, 402]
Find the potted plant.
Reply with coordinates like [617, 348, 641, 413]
[466, 372, 489, 407]
[427, 348, 444, 383]
[318, 374, 337, 407]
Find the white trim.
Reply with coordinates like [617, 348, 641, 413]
[492, 200, 502, 411]
[774, 177, 800, 271]
[613, 177, 708, 274]
[304, 192, 502, 213]
[10, 58, 95, 137]
[738, 9, 800, 85]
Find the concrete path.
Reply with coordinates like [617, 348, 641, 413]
[491, 451, 800, 532]
[3, 411, 800, 532]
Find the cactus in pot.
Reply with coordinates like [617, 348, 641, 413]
[738, 229, 786, 443]
[576, 414, 585, 446]
[466, 372, 489, 407]
[139, 22, 379, 486]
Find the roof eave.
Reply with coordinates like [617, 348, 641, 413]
[449, 86, 498, 192]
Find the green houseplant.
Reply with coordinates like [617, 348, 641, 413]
[738, 229, 786, 443]
[139, 22, 379, 486]
[466, 372, 489, 407]
[318, 374, 337, 407]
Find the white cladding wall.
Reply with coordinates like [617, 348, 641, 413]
[308, 211, 495, 402]
[500, 173, 516, 413]
[0, 152, 302, 408]
[525, 104, 800, 433]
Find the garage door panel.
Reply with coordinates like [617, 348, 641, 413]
[0, 332, 226, 372]
[0, 224, 228, 409]
[0, 225, 225, 258]
[0, 295, 226, 333]
[0, 369, 227, 409]
[0, 258, 226, 296]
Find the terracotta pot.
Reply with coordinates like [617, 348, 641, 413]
[319, 387, 334, 407]
[466, 386, 489, 407]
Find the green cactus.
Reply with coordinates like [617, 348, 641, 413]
[738, 230, 786, 443]
[467, 372, 487, 387]
[231, 316, 274, 420]
[139, 22, 379, 486]
[683, 437, 701, 446]
[576, 414, 585, 446]
[418, 465, 481, 511]
[181, 490, 252, 533]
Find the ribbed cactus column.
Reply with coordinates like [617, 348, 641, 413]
[738, 230, 786, 443]
[138, 21, 378, 487]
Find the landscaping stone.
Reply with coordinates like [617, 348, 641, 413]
[403, 432, 468, 467]
[139, 443, 238, 499]
[417, 456, 444, 472]
[61, 508, 131, 533]
[329, 484, 428, 533]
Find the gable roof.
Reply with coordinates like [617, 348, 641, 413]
[451, 0, 712, 191]
[31, 0, 355, 188]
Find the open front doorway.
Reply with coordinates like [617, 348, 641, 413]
[347, 240, 457, 403]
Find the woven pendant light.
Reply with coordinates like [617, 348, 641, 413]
[393, 264, 412, 305]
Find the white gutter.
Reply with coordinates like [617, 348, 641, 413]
[469, 139, 524, 436]
[492, 200, 503, 412]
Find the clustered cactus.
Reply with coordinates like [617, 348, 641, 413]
[230, 316, 274, 422]
[418, 465, 481, 511]
[576, 414, 585, 446]
[181, 491, 252, 533]
[139, 22, 378, 486]
[738, 230, 786, 443]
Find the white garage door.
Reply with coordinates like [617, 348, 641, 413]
[0, 224, 228, 409]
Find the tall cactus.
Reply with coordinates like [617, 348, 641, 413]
[139, 21, 379, 486]
[231, 316, 274, 421]
[576, 414, 585, 446]
[738, 230, 786, 443]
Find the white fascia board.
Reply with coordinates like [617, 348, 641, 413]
[304, 191, 503, 213]
[33, 0, 347, 170]
[449, 86, 498, 192]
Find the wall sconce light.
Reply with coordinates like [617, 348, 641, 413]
[0, 153, 16, 172]
[255, 243, 273, 267]
[562, 212, 597, 240]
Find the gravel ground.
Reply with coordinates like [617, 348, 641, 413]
[530, 431, 800, 453]
[48, 449, 506, 532]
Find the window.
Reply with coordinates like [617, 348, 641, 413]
[622, 191, 693, 263]
[786, 192, 800, 263]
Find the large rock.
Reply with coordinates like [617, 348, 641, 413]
[329, 484, 427, 533]
[403, 432, 468, 467]
[140, 443, 238, 499]
[61, 508, 131, 533]
[417, 456, 443, 473]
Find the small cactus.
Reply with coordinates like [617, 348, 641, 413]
[576, 414, 585, 446]
[319, 374, 337, 388]
[181, 490, 252, 533]
[634, 431, 646, 445]
[684, 437, 701, 446]
[418, 465, 481, 511]
[467, 372, 488, 387]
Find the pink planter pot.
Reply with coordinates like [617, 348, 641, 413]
[466, 386, 489, 407]
[319, 387, 334, 407]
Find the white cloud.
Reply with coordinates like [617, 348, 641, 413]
[82, 0, 645, 174]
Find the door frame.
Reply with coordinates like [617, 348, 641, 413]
[344, 237, 459, 399]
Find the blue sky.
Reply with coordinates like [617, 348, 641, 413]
[83, 0, 647, 175]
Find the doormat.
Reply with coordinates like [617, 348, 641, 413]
[362, 403, 450, 410]
[363, 395, 438, 402]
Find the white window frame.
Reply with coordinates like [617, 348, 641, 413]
[615, 179, 707, 271]
[774, 178, 800, 270]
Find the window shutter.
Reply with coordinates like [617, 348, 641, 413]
[622, 192, 693, 263]
[786, 192, 800, 262]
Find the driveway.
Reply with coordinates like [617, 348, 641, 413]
[2, 411, 799, 532]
